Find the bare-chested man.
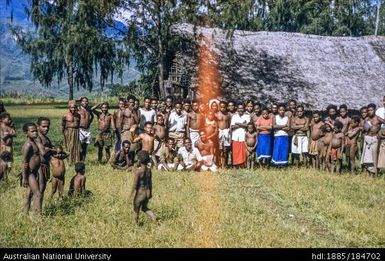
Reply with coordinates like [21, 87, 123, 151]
[62, 100, 81, 165]
[0, 112, 16, 169]
[50, 145, 68, 199]
[328, 121, 345, 174]
[92, 102, 115, 163]
[165, 96, 174, 114]
[187, 100, 204, 148]
[309, 111, 324, 169]
[361, 103, 381, 177]
[121, 95, 139, 162]
[216, 101, 232, 168]
[195, 130, 217, 172]
[111, 140, 132, 170]
[35, 117, 55, 198]
[22, 123, 42, 214]
[157, 99, 169, 124]
[78, 97, 94, 161]
[113, 98, 126, 152]
[227, 100, 237, 116]
[291, 105, 309, 167]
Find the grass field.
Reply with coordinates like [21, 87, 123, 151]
[0, 104, 385, 248]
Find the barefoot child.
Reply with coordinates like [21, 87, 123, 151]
[272, 104, 290, 167]
[320, 124, 333, 171]
[50, 145, 68, 199]
[309, 111, 324, 169]
[68, 162, 86, 197]
[256, 108, 273, 167]
[328, 121, 345, 174]
[346, 116, 361, 174]
[130, 150, 158, 224]
[132, 122, 156, 167]
[153, 114, 167, 167]
[204, 111, 219, 164]
[21, 123, 42, 214]
[245, 123, 257, 169]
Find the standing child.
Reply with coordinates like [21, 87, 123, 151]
[0, 112, 16, 169]
[328, 121, 345, 174]
[256, 108, 273, 167]
[130, 150, 158, 224]
[153, 114, 167, 167]
[346, 116, 361, 174]
[272, 104, 290, 167]
[50, 145, 68, 199]
[309, 111, 324, 169]
[319, 124, 333, 171]
[68, 162, 86, 197]
[204, 111, 219, 165]
[21, 123, 42, 214]
[245, 123, 257, 169]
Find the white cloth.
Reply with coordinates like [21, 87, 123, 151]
[139, 108, 156, 129]
[158, 163, 184, 171]
[79, 128, 91, 144]
[376, 107, 385, 128]
[274, 115, 289, 136]
[218, 128, 231, 147]
[168, 111, 187, 132]
[291, 135, 308, 154]
[200, 155, 218, 172]
[230, 113, 250, 142]
[177, 146, 202, 166]
[189, 128, 200, 148]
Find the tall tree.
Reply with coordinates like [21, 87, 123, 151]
[11, 0, 117, 100]
[375, 0, 382, 35]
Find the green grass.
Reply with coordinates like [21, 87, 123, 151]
[1, 104, 385, 247]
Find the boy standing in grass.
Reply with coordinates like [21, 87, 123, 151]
[50, 145, 68, 199]
[245, 123, 257, 169]
[329, 121, 345, 174]
[22, 123, 42, 214]
[309, 111, 324, 169]
[346, 116, 361, 174]
[130, 150, 158, 224]
[68, 162, 86, 197]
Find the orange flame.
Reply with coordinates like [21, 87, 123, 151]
[197, 34, 222, 110]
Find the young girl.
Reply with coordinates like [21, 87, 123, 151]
[255, 108, 273, 167]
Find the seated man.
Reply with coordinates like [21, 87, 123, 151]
[158, 138, 183, 171]
[194, 130, 218, 172]
[177, 138, 202, 171]
[110, 140, 133, 170]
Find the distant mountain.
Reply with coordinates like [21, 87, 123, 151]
[0, 0, 140, 98]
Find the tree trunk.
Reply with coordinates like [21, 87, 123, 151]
[66, 55, 74, 100]
[156, 1, 166, 98]
[375, 0, 381, 36]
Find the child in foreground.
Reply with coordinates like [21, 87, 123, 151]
[130, 150, 158, 224]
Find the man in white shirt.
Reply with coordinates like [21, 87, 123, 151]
[168, 101, 187, 148]
[177, 138, 202, 171]
[139, 97, 156, 131]
[230, 103, 250, 168]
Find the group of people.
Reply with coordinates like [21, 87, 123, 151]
[58, 95, 385, 176]
[1, 95, 385, 223]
